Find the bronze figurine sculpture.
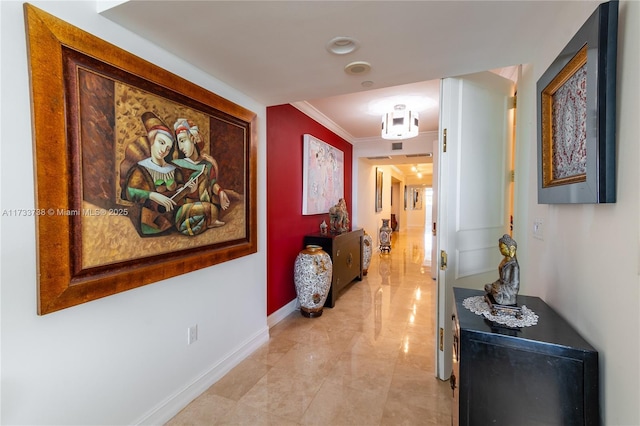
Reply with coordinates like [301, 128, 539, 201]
[329, 198, 349, 233]
[484, 234, 520, 307]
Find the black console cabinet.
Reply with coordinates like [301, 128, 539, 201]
[303, 229, 363, 308]
[452, 287, 599, 426]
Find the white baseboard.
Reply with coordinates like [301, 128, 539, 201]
[136, 299, 298, 425]
[136, 326, 270, 425]
[267, 298, 298, 329]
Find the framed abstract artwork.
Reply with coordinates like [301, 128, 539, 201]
[407, 186, 423, 210]
[25, 5, 257, 314]
[375, 168, 383, 212]
[302, 134, 344, 215]
[404, 185, 408, 210]
[536, 0, 618, 204]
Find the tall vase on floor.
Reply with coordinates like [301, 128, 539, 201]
[379, 219, 392, 253]
[294, 245, 333, 318]
[362, 231, 373, 275]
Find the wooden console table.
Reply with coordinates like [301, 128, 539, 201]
[452, 287, 599, 426]
[303, 229, 363, 308]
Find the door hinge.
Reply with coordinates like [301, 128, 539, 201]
[443, 128, 447, 153]
[510, 170, 515, 182]
[509, 95, 517, 109]
[439, 327, 444, 351]
[440, 250, 448, 270]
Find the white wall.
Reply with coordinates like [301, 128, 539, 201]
[1, 1, 268, 425]
[353, 131, 437, 160]
[513, 1, 640, 424]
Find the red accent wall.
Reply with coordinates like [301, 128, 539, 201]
[266, 104, 353, 316]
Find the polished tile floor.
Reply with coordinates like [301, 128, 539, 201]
[167, 229, 452, 425]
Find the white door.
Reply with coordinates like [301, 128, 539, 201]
[431, 139, 439, 280]
[435, 71, 515, 380]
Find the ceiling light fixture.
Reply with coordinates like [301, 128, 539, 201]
[381, 104, 419, 140]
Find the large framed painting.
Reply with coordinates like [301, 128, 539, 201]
[536, 0, 617, 204]
[25, 5, 257, 314]
[302, 134, 344, 215]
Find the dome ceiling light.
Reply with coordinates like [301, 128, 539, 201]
[381, 104, 419, 140]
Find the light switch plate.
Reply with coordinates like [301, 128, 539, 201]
[533, 219, 544, 240]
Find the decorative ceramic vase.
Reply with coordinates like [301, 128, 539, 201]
[294, 245, 333, 318]
[320, 220, 328, 235]
[362, 231, 373, 275]
[379, 219, 392, 253]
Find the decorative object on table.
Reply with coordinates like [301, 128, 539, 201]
[462, 296, 538, 328]
[24, 5, 257, 315]
[329, 198, 349, 233]
[483, 234, 520, 318]
[293, 245, 333, 318]
[537, 1, 618, 204]
[362, 231, 373, 275]
[379, 219, 392, 253]
[319, 220, 328, 235]
[375, 168, 383, 212]
[302, 134, 344, 215]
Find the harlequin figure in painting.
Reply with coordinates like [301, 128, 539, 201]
[122, 111, 190, 236]
[170, 118, 230, 235]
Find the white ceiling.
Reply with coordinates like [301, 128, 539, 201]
[100, 1, 597, 178]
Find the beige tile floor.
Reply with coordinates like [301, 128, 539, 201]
[167, 229, 452, 425]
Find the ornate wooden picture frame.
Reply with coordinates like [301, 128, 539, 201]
[536, 1, 618, 204]
[25, 4, 257, 314]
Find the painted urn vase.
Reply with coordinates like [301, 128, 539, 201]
[379, 219, 392, 253]
[294, 245, 333, 318]
[362, 231, 373, 275]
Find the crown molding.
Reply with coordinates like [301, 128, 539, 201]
[290, 101, 356, 144]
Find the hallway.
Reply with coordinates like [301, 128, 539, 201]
[167, 229, 452, 425]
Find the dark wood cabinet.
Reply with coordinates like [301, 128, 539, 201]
[303, 229, 363, 308]
[452, 287, 599, 426]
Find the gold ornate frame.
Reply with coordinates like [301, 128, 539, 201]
[25, 4, 257, 314]
[540, 45, 588, 188]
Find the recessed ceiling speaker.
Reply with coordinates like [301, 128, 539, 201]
[326, 36, 359, 55]
[344, 61, 371, 75]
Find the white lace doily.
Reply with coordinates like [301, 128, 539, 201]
[462, 296, 539, 328]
